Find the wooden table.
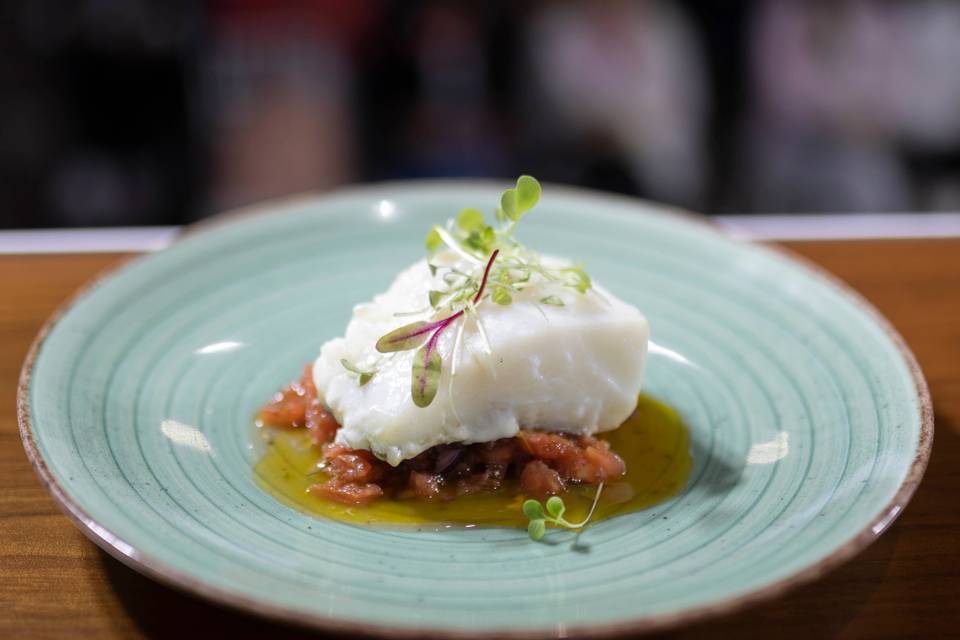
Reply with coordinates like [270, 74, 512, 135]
[2, 240, 958, 639]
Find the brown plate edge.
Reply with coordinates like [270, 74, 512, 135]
[16, 180, 935, 640]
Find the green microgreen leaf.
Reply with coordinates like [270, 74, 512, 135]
[434, 225, 485, 263]
[492, 286, 512, 305]
[340, 359, 376, 386]
[425, 227, 442, 252]
[540, 295, 564, 306]
[481, 225, 496, 247]
[376, 321, 435, 353]
[522, 499, 546, 520]
[564, 266, 592, 294]
[546, 496, 565, 519]
[527, 519, 546, 541]
[411, 341, 442, 407]
[428, 290, 446, 308]
[457, 207, 485, 232]
[500, 188, 519, 221]
[521, 483, 606, 542]
[465, 226, 496, 253]
[428, 262, 438, 276]
[516, 175, 541, 212]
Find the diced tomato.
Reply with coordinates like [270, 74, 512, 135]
[309, 480, 384, 505]
[517, 431, 577, 462]
[257, 365, 318, 428]
[306, 402, 339, 444]
[260, 364, 629, 506]
[256, 387, 308, 428]
[324, 453, 380, 483]
[520, 460, 566, 498]
[479, 439, 518, 466]
[583, 444, 626, 481]
[408, 471, 443, 499]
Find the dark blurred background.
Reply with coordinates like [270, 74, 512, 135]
[3, 0, 960, 229]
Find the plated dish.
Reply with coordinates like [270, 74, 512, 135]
[255, 177, 683, 537]
[19, 181, 931, 637]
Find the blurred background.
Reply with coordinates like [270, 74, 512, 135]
[3, 0, 960, 229]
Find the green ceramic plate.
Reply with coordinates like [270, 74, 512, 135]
[19, 182, 931, 637]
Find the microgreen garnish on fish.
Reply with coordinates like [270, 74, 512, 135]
[377, 249, 500, 407]
[373, 175, 593, 407]
[375, 321, 435, 353]
[522, 483, 605, 541]
[411, 337, 442, 407]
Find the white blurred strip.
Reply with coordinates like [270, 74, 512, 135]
[0, 226, 181, 254]
[716, 213, 960, 240]
[1, 214, 958, 254]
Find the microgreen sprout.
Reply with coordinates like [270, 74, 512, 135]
[372, 175, 593, 407]
[522, 482, 605, 541]
[339, 359, 375, 386]
[376, 249, 499, 406]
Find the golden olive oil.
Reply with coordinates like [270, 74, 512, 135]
[254, 393, 692, 530]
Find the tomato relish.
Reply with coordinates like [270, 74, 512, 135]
[257, 366, 626, 506]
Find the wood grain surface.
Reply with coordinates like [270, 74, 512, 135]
[2, 240, 958, 639]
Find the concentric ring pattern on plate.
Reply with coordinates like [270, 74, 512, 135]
[21, 183, 930, 636]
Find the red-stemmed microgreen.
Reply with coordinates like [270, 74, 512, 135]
[410, 333, 443, 407]
[375, 320, 437, 353]
[523, 482, 605, 541]
[377, 249, 500, 407]
[373, 175, 593, 407]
